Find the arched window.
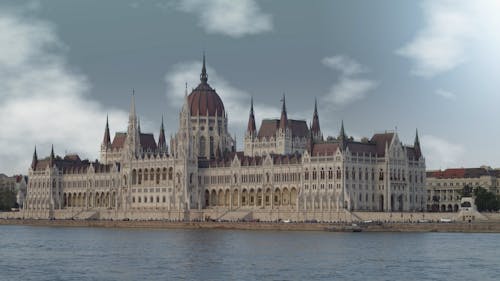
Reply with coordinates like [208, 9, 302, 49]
[379, 169, 384, 181]
[150, 169, 154, 182]
[336, 168, 341, 179]
[210, 136, 214, 158]
[305, 169, 309, 180]
[312, 169, 317, 180]
[320, 168, 325, 180]
[168, 167, 173, 180]
[162, 168, 167, 181]
[199, 136, 206, 157]
[138, 169, 142, 184]
[156, 168, 160, 185]
[144, 169, 148, 181]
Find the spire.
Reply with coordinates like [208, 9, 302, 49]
[247, 97, 256, 135]
[200, 52, 208, 83]
[311, 98, 321, 136]
[49, 144, 55, 166]
[130, 89, 136, 119]
[414, 129, 422, 159]
[279, 94, 288, 130]
[137, 117, 141, 134]
[31, 146, 38, 170]
[339, 120, 347, 150]
[103, 115, 111, 146]
[158, 115, 166, 151]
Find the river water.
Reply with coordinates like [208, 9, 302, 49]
[0, 225, 499, 281]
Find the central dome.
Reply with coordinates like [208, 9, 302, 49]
[187, 56, 225, 117]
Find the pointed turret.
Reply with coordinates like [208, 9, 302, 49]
[31, 146, 38, 170]
[414, 129, 422, 159]
[279, 94, 288, 130]
[137, 117, 141, 134]
[103, 115, 111, 147]
[49, 144, 55, 166]
[130, 89, 136, 121]
[339, 120, 348, 150]
[311, 98, 322, 141]
[158, 116, 167, 151]
[247, 97, 256, 135]
[200, 52, 208, 83]
[126, 89, 140, 157]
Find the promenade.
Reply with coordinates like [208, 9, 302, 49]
[2, 218, 500, 233]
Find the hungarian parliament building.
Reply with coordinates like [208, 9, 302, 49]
[23, 57, 426, 221]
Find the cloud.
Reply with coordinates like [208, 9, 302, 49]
[321, 56, 368, 76]
[421, 135, 465, 169]
[397, 0, 500, 77]
[435, 89, 456, 100]
[177, 0, 273, 37]
[0, 6, 129, 175]
[321, 55, 377, 107]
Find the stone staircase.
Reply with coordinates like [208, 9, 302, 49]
[73, 210, 99, 220]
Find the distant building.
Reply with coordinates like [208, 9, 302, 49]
[23, 56, 426, 220]
[426, 167, 500, 212]
[0, 174, 27, 209]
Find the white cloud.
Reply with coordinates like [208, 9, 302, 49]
[0, 7, 129, 175]
[321, 55, 368, 76]
[397, 0, 500, 77]
[435, 89, 456, 100]
[421, 135, 465, 169]
[177, 0, 273, 38]
[321, 55, 377, 107]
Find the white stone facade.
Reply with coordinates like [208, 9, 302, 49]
[23, 59, 426, 220]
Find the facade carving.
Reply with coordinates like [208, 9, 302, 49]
[23, 56, 426, 219]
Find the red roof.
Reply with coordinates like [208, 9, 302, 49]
[257, 119, 309, 139]
[140, 133, 158, 151]
[370, 133, 394, 156]
[188, 82, 225, 117]
[110, 132, 157, 151]
[311, 143, 339, 156]
[427, 168, 492, 179]
[111, 132, 127, 149]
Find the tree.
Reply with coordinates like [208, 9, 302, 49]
[474, 187, 500, 212]
[0, 188, 17, 211]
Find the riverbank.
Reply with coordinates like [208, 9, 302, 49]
[2, 218, 500, 233]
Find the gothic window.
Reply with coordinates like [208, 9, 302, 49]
[200, 136, 206, 156]
[210, 136, 214, 158]
[345, 168, 349, 180]
[320, 168, 325, 180]
[150, 169, 154, 182]
[379, 169, 384, 181]
[336, 168, 341, 179]
[328, 168, 333, 180]
[305, 169, 309, 180]
[168, 167, 173, 181]
[312, 169, 317, 180]
[156, 169, 160, 185]
[138, 169, 142, 184]
[162, 168, 167, 181]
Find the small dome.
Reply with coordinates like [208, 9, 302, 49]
[187, 55, 225, 117]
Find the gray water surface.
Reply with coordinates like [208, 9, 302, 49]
[0, 225, 498, 281]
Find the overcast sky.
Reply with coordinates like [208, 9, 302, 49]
[1, 0, 500, 175]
